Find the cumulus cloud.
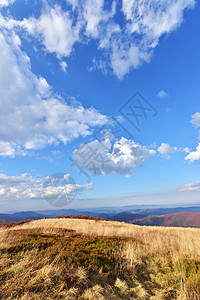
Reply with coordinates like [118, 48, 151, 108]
[73, 137, 155, 175]
[0, 0, 195, 78]
[0, 173, 93, 204]
[185, 143, 200, 162]
[21, 5, 81, 58]
[157, 90, 168, 99]
[158, 143, 178, 155]
[0, 31, 107, 156]
[180, 182, 200, 191]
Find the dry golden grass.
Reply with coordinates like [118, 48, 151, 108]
[9, 217, 200, 257]
[1, 217, 200, 299]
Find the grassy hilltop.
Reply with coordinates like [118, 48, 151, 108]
[0, 217, 200, 299]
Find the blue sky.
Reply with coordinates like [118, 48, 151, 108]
[0, 0, 200, 212]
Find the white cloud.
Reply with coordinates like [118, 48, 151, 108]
[0, 173, 93, 203]
[1, 0, 195, 78]
[184, 147, 190, 154]
[0, 0, 15, 7]
[82, 0, 195, 78]
[191, 112, 200, 128]
[73, 137, 155, 175]
[88, 58, 108, 74]
[110, 43, 151, 79]
[0, 141, 15, 157]
[60, 60, 68, 72]
[158, 143, 177, 155]
[83, 0, 105, 37]
[157, 90, 168, 99]
[180, 182, 200, 191]
[5, 2, 116, 57]
[122, 0, 195, 37]
[185, 143, 200, 162]
[184, 113, 200, 162]
[99, 23, 120, 49]
[0, 31, 107, 156]
[183, 113, 200, 162]
[115, 0, 195, 78]
[21, 5, 81, 58]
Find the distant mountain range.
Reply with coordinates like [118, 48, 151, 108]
[0, 211, 46, 223]
[1, 206, 200, 227]
[131, 212, 200, 227]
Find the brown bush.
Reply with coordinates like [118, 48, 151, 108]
[56, 215, 109, 221]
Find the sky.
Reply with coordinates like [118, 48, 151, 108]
[0, 0, 200, 212]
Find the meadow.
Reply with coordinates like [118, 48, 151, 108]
[0, 217, 200, 299]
